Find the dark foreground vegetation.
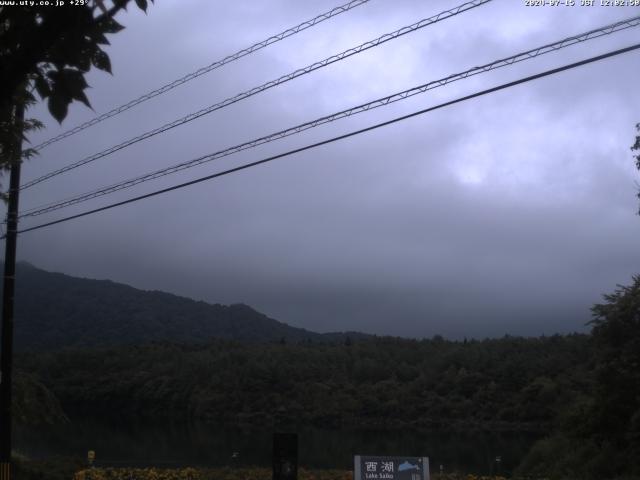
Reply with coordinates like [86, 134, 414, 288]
[13, 456, 84, 480]
[71, 468, 508, 480]
[15, 464, 507, 480]
[516, 276, 640, 479]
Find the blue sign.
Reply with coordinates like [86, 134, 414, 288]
[354, 456, 430, 480]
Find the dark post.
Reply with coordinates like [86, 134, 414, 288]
[0, 101, 24, 480]
[273, 433, 297, 480]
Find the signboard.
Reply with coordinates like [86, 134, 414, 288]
[273, 433, 297, 480]
[354, 456, 430, 480]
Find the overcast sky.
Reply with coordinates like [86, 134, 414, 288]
[6, 0, 640, 338]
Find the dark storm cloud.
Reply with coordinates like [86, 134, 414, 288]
[7, 0, 640, 338]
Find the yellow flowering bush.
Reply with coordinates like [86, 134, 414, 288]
[73, 468, 509, 480]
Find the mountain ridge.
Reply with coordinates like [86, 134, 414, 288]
[5, 262, 369, 351]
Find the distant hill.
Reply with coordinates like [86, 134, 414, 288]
[5, 262, 367, 351]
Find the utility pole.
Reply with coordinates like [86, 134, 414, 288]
[0, 101, 24, 480]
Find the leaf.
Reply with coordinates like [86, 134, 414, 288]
[101, 18, 125, 34]
[61, 68, 89, 91]
[135, 0, 148, 12]
[60, 69, 91, 108]
[76, 47, 92, 72]
[23, 90, 35, 104]
[94, 0, 107, 14]
[22, 148, 39, 160]
[22, 118, 44, 134]
[47, 68, 92, 118]
[73, 88, 92, 109]
[48, 94, 69, 123]
[92, 49, 112, 74]
[93, 30, 111, 46]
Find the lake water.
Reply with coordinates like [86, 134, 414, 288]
[15, 420, 539, 475]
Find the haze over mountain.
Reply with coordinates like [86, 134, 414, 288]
[7, 262, 367, 351]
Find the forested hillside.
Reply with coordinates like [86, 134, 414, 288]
[8, 262, 366, 350]
[18, 334, 591, 431]
[9, 262, 639, 478]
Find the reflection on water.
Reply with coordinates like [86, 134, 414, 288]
[15, 419, 538, 475]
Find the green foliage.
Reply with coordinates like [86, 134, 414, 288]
[587, 276, 640, 477]
[515, 433, 601, 479]
[70, 467, 508, 480]
[72, 467, 352, 480]
[0, 89, 43, 199]
[0, 0, 154, 185]
[518, 276, 640, 479]
[17, 334, 591, 432]
[13, 456, 84, 480]
[510, 126, 640, 479]
[12, 370, 69, 426]
[0, 0, 153, 121]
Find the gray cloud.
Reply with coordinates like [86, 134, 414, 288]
[7, 0, 640, 339]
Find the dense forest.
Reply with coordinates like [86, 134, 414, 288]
[17, 334, 591, 431]
[6, 264, 640, 478]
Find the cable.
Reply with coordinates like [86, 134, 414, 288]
[11, 43, 640, 238]
[31, 0, 373, 152]
[19, 14, 640, 219]
[20, 0, 493, 190]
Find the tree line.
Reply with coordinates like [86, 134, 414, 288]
[18, 334, 591, 432]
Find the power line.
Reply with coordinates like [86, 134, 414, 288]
[20, 0, 492, 191]
[31, 0, 373, 152]
[11, 43, 640, 238]
[19, 14, 640, 219]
